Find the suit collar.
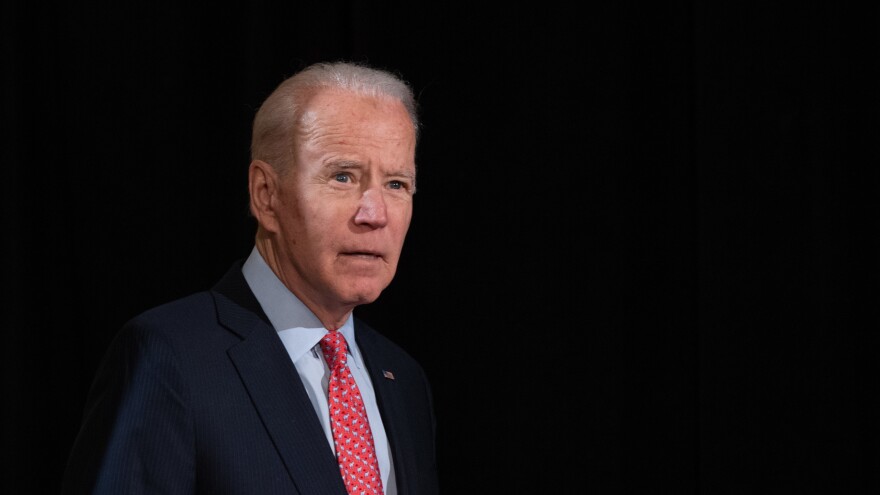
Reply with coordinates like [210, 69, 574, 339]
[211, 261, 348, 494]
[211, 260, 269, 339]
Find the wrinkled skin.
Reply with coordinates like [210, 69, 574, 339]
[249, 87, 416, 329]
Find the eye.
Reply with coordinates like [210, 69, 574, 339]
[334, 173, 351, 183]
[389, 180, 414, 191]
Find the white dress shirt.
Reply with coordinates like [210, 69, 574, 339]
[241, 246, 396, 494]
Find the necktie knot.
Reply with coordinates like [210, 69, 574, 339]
[320, 331, 348, 370]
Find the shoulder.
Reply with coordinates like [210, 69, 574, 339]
[110, 261, 267, 361]
[127, 291, 217, 331]
[107, 287, 248, 367]
[102, 292, 218, 364]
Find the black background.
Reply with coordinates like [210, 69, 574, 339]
[3, 2, 877, 494]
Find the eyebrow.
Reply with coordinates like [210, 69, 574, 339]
[387, 169, 416, 182]
[324, 160, 362, 171]
[323, 160, 416, 182]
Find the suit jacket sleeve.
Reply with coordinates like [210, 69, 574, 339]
[62, 320, 195, 495]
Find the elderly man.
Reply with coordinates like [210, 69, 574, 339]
[62, 61, 439, 495]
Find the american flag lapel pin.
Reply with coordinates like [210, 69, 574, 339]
[382, 370, 395, 380]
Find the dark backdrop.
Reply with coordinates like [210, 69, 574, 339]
[3, 2, 877, 494]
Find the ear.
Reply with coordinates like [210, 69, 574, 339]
[248, 160, 282, 233]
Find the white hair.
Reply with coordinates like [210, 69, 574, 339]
[250, 61, 419, 173]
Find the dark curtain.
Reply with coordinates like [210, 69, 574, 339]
[3, 2, 876, 493]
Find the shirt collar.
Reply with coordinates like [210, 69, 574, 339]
[241, 246, 359, 365]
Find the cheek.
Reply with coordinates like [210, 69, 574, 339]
[388, 219, 413, 255]
[317, 211, 353, 241]
[305, 205, 352, 251]
[396, 208, 414, 236]
[298, 196, 342, 229]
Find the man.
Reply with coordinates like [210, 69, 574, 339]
[61, 61, 439, 495]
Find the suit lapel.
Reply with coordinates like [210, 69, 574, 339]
[212, 263, 347, 495]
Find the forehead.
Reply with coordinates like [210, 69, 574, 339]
[296, 88, 416, 166]
[299, 88, 414, 139]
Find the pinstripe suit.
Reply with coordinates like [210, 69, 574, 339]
[61, 261, 439, 494]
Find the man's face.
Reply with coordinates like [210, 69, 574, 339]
[269, 88, 416, 314]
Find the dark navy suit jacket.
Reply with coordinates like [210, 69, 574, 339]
[62, 261, 439, 494]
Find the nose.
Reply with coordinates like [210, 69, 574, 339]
[353, 188, 388, 228]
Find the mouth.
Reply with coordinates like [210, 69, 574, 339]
[340, 251, 384, 261]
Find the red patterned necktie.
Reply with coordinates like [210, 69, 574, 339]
[319, 331, 384, 495]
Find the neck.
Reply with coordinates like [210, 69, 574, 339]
[254, 231, 354, 330]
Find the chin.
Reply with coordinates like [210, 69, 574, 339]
[339, 285, 385, 307]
